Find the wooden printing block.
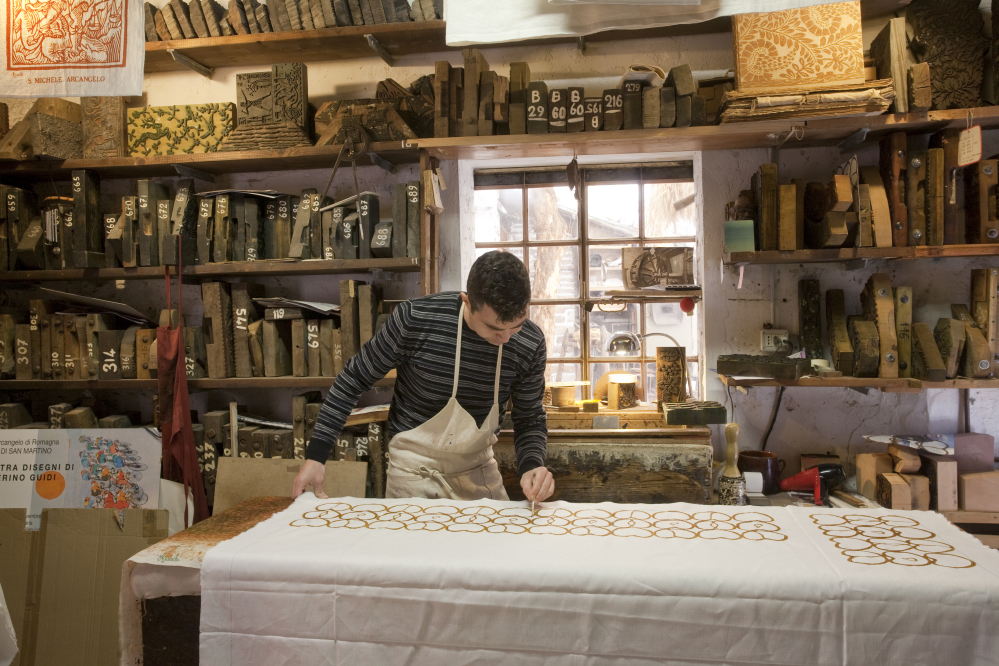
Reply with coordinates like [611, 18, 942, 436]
[675, 95, 691, 128]
[117, 326, 137, 379]
[888, 443, 922, 474]
[358, 284, 382, 346]
[0, 316, 14, 379]
[331, 326, 344, 375]
[164, 179, 198, 266]
[857, 184, 873, 247]
[332, 433, 352, 461]
[28, 113, 82, 159]
[907, 62, 931, 112]
[911, 323, 946, 383]
[265, 307, 304, 321]
[305, 320, 321, 378]
[777, 184, 798, 251]
[798, 279, 822, 360]
[319, 320, 334, 377]
[433, 61, 452, 138]
[641, 87, 660, 130]
[971, 268, 999, 362]
[262, 320, 293, 377]
[870, 17, 909, 113]
[136, 329, 156, 380]
[525, 82, 549, 134]
[583, 97, 603, 132]
[196, 196, 215, 265]
[227, 0, 250, 33]
[97, 329, 124, 380]
[334, 208, 354, 259]
[339, 279, 361, 362]
[715, 354, 810, 380]
[0, 403, 31, 429]
[562, 86, 583, 133]
[666, 64, 696, 97]
[127, 104, 235, 156]
[183, 326, 208, 379]
[860, 274, 898, 378]
[71, 170, 105, 268]
[620, 81, 642, 131]
[14, 324, 32, 380]
[264, 195, 292, 259]
[879, 132, 908, 247]
[62, 315, 84, 380]
[292, 319, 308, 377]
[81, 314, 112, 380]
[269, 430, 295, 459]
[243, 0, 263, 31]
[849, 319, 880, 378]
[905, 152, 927, 246]
[28, 300, 44, 379]
[155, 200, 172, 266]
[138, 180, 168, 267]
[370, 218, 392, 259]
[929, 128, 960, 244]
[358, 193, 379, 261]
[894, 287, 912, 378]
[752, 163, 777, 251]
[461, 49, 488, 137]
[248, 429, 273, 458]
[662, 402, 728, 426]
[171, 0, 197, 37]
[964, 160, 999, 243]
[934, 318, 966, 379]
[144, 2, 160, 40]
[213, 194, 233, 262]
[858, 166, 893, 248]
[958, 472, 999, 512]
[690, 95, 707, 126]
[331, 0, 352, 26]
[188, 0, 210, 36]
[406, 181, 420, 258]
[202, 282, 234, 378]
[48, 402, 75, 429]
[391, 184, 408, 259]
[367, 421, 385, 497]
[478, 71, 496, 137]
[63, 406, 98, 428]
[289, 191, 314, 259]
[280, 0, 299, 29]
[98, 415, 132, 428]
[203, 410, 230, 457]
[951, 305, 991, 378]
[245, 197, 263, 261]
[39, 314, 53, 380]
[230, 193, 246, 261]
[827, 175, 852, 213]
[16, 217, 44, 269]
[50, 315, 66, 380]
[255, 5, 272, 31]
[154, 5, 172, 38]
[508, 62, 529, 135]
[658, 87, 676, 128]
[231, 283, 263, 378]
[247, 320, 265, 377]
[236, 426, 260, 459]
[219, 15, 234, 33]
[117, 196, 139, 267]
[876, 472, 912, 510]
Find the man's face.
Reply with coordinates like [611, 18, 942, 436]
[461, 293, 527, 346]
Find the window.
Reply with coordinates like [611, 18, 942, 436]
[473, 163, 700, 402]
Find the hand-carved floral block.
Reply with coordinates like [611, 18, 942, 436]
[732, 1, 865, 95]
[127, 103, 235, 156]
[908, 0, 988, 110]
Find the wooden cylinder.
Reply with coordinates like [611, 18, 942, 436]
[657, 347, 686, 404]
[550, 386, 575, 407]
[608, 374, 636, 410]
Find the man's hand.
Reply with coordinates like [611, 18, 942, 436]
[292, 459, 328, 499]
[520, 467, 554, 503]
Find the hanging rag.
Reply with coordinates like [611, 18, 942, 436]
[157, 239, 208, 526]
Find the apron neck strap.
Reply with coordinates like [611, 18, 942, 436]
[454, 300, 503, 405]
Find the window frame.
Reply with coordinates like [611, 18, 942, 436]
[473, 163, 701, 402]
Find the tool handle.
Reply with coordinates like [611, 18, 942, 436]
[723, 422, 741, 478]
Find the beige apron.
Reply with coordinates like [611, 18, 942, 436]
[385, 302, 510, 501]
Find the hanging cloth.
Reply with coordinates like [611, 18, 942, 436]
[157, 241, 208, 526]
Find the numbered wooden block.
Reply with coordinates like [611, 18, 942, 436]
[155, 200, 172, 266]
[120, 326, 139, 380]
[82, 314, 112, 380]
[0, 315, 14, 379]
[406, 181, 421, 259]
[0, 403, 31, 429]
[320, 319, 334, 377]
[50, 315, 65, 380]
[236, 425, 260, 459]
[265, 308, 304, 321]
[184, 326, 208, 379]
[213, 194, 233, 262]
[28, 300, 44, 379]
[391, 183, 408, 259]
[602, 89, 622, 131]
[71, 169, 105, 268]
[202, 281, 234, 378]
[621, 81, 642, 130]
[526, 81, 548, 134]
[196, 196, 215, 265]
[546, 88, 567, 133]
[894, 287, 913, 378]
[265, 194, 292, 259]
[14, 324, 32, 380]
[564, 87, 584, 133]
[291, 319, 308, 377]
[138, 179, 168, 267]
[289, 190, 314, 259]
[231, 283, 263, 379]
[583, 97, 603, 132]
[358, 193, 379, 261]
[62, 314, 83, 380]
[230, 193, 247, 262]
[332, 327, 344, 375]
[370, 220, 392, 258]
[98, 329, 124, 380]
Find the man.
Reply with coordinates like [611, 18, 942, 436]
[293, 251, 554, 504]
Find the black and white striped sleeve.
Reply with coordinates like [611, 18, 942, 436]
[510, 335, 547, 475]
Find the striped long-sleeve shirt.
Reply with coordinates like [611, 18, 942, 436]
[306, 292, 548, 475]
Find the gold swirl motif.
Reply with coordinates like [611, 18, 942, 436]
[290, 503, 789, 541]
[811, 514, 976, 568]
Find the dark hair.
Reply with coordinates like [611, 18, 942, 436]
[466, 251, 532, 323]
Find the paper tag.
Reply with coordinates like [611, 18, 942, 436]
[958, 125, 982, 167]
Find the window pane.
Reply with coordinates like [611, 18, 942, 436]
[589, 361, 646, 403]
[528, 187, 578, 240]
[474, 189, 523, 242]
[587, 183, 639, 239]
[687, 361, 700, 400]
[644, 182, 697, 238]
[530, 304, 581, 359]
[529, 245, 579, 299]
[476, 246, 524, 262]
[544, 363, 583, 401]
[589, 303, 640, 358]
[587, 244, 638, 297]
[645, 302, 697, 355]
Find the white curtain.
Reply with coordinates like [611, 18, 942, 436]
[445, 0, 843, 46]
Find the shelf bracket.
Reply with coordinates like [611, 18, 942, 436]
[167, 49, 214, 79]
[838, 127, 870, 153]
[173, 164, 216, 183]
[368, 151, 398, 174]
[365, 34, 395, 66]
[577, 36, 587, 54]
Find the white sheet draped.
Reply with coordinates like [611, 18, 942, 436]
[200, 494, 999, 666]
[445, 0, 842, 46]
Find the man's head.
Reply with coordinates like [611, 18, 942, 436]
[463, 251, 532, 345]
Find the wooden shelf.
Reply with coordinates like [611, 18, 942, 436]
[941, 510, 999, 525]
[726, 244, 999, 265]
[718, 374, 999, 392]
[0, 376, 394, 390]
[0, 257, 419, 282]
[145, 21, 451, 73]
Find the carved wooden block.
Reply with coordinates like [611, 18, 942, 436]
[461, 49, 488, 137]
[97, 329, 124, 380]
[908, 63, 932, 112]
[196, 196, 214, 265]
[858, 166, 893, 249]
[925, 148, 945, 246]
[656, 347, 686, 403]
[255, 4, 272, 30]
[262, 320, 292, 377]
[183, 326, 208, 379]
[717, 354, 811, 380]
[971, 268, 999, 364]
[227, 0, 250, 33]
[406, 180, 420, 258]
[911, 322, 946, 382]
[870, 17, 908, 113]
[16, 218, 44, 270]
[732, 1, 864, 95]
[478, 71, 497, 136]
[861, 274, 898, 378]
[136, 329, 156, 380]
[905, 151, 926, 246]
[879, 132, 908, 247]
[292, 319, 308, 377]
[187, 0, 210, 36]
[641, 87, 660, 130]
[433, 61, 452, 138]
[237, 71, 273, 126]
[951, 304, 992, 378]
[50, 315, 65, 380]
[798, 279, 822, 359]
[116, 326, 137, 379]
[29, 113, 82, 160]
[231, 283, 263, 378]
[138, 180, 167, 267]
[81, 97, 126, 159]
[127, 104, 235, 156]
[358, 193, 378, 260]
[154, 6, 172, 39]
[620, 81, 642, 131]
[965, 160, 999, 243]
[304, 319, 320, 377]
[202, 282, 235, 378]
[894, 287, 912, 378]
[752, 163, 777, 251]
[934, 318, 966, 379]
[339, 280, 360, 363]
[201, 0, 224, 35]
[526, 81, 548, 135]
[247, 320, 264, 377]
[930, 129, 961, 245]
[14, 324, 31, 380]
[144, 2, 160, 40]
[826, 289, 853, 374]
[849, 319, 880, 378]
[777, 182, 801, 251]
[908, 0, 987, 110]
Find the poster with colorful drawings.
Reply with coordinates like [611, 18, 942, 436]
[0, 429, 160, 529]
[1, 0, 145, 96]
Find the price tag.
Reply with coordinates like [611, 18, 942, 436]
[958, 125, 982, 167]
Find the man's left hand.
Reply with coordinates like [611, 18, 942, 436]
[521, 467, 554, 503]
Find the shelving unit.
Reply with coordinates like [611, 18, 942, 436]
[725, 245, 999, 266]
[0, 375, 395, 390]
[718, 374, 999, 393]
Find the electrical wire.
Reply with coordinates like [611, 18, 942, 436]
[760, 386, 785, 452]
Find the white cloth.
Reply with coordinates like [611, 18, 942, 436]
[0, 0, 144, 97]
[200, 494, 999, 666]
[0, 582, 16, 666]
[445, 0, 842, 46]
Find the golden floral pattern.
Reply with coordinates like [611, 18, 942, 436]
[733, 1, 865, 94]
[907, 0, 988, 110]
[292, 502, 789, 540]
[811, 514, 976, 568]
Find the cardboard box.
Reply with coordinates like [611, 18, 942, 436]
[958, 471, 999, 512]
[33, 509, 168, 666]
[213, 458, 367, 513]
[856, 452, 893, 500]
[0, 509, 42, 666]
[918, 452, 959, 512]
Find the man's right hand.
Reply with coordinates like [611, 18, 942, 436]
[292, 459, 328, 499]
